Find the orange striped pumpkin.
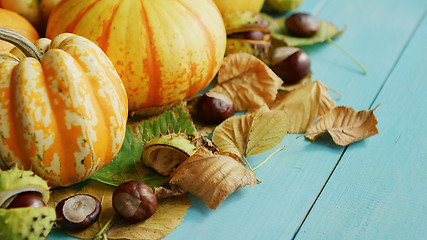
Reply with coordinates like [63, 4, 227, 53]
[0, 0, 62, 33]
[0, 8, 39, 52]
[0, 29, 128, 187]
[46, 0, 227, 112]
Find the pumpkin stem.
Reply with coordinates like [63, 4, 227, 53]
[0, 27, 42, 61]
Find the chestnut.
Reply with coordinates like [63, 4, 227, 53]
[55, 194, 101, 231]
[270, 47, 311, 85]
[112, 181, 157, 223]
[196, 92, 235, 125]
[285, 13, 320, 38]
[228, 30, 265, 41]
[6, 191, 45, 209]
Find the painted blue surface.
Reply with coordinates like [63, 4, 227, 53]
[49, 0, 427, 239]
[295, 2, 427, 239]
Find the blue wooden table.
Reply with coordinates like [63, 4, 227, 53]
[50, 0, 427, 239]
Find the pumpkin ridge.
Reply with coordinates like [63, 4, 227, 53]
[41, 50, 85, 185]
[57, 35, 128, 179]
[65, 0, 100, 33]
[96, 0, 120, 53]
[5, 61, 29, 169]
[38, 64, 65, 183]
[79, 53, 116, 178]
[0, 60, 18, 169]
[139, 0, 162, 107]
[176, 0, 217, 98]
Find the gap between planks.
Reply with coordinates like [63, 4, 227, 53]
[291, 7, 427, 240]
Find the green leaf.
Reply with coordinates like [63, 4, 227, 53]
[91, 104, 198, 187]
[262, 14, 345, 46]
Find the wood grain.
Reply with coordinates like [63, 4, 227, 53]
[296, 2, 427, 240]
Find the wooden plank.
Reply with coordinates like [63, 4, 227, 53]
[295, 5, 427, 240]
[304, 0, 427, 109]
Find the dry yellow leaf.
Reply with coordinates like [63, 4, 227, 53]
[305, 106, 379, 146]
[212, 106, 288, 158]
[63, 181, 190, 240]
[270, 80, 335, 133]
[170, 147, 257, 210]
[47, 186, 80, 208]
[210, 53, 283, 111]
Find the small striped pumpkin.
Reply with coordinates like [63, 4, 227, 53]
[46, 0, 227, 112]
[0, 28, 128, 187]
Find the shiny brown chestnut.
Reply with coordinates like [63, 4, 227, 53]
[112, 181, 157, 223]
[285, 13, 320, 38]
[6, 192, 45, 209]
[228, 30, 265, 41]
[56, 194, 101, 231]
[196, 92, 235, 125]
[271, 47, 311, 85]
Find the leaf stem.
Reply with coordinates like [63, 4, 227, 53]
[242, 156, 261, 183]
[326, 38, 367, 75]
[253, 146, 285, 170]
[328, 86, 343, 98]
[93, 213, 116, 240]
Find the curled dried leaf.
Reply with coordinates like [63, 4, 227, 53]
[210, 53, 282, 111]
[212, 106, 288, 158]
[270, 81, 335, 133]
[305, 106, 379, 146]
[154, 186, 186, 199]
[170, 147, 257, 210]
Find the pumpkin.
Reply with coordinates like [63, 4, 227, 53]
[212, 0, 265, 15]
[0, 8, 39, 52]
[0, 0, 62, 33]
[46, 0, 227, 112]
[0, 27, 128, 187]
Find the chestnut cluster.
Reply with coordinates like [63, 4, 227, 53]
[271, 13, 320, 85]
[54, 181, 157, 231]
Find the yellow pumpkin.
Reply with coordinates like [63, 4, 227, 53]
[0, 8, 39, 52]
[212, 0, 265, 15]
[0, 0, 62, 33]
[46, 0, 227, 112]
[0, 28, 128, 187]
